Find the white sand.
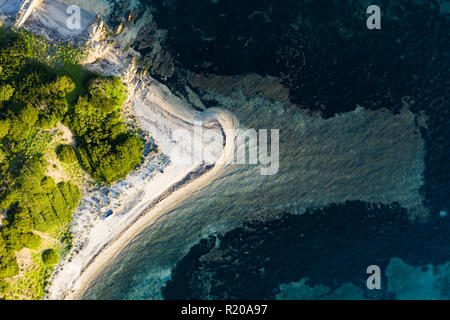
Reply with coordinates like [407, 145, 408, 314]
[32, 3, 238, 297]
[47, 76, 237, 300]
[0, 1, 238, 300]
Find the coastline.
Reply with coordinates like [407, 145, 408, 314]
[52, 79, 238, 299]
[0, 0, 238, 300]
[68, 137, 233, 300]
[59, 79, 238, 299]
[49, 33, 237, 301]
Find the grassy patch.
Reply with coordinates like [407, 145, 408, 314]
[2, 234, 59, 300]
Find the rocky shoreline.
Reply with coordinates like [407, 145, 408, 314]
[1, 0, 237, 300]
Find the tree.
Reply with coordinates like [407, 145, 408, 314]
[42, 249, 59, 266]
[88, 77, 126, 113]
[37, 113, 59, 129]
[0, 84, 13, 102]
[41, 176, 56, 193]
[7, 116, 30, 141]
[56, 144, 78, 164]
[0, 33, 32, 81]
[0, 233, 19, 279]
[0, 26, 119, 298]
[0, 254, 19, 278]
[53, 76, 74, 95]
[21, 232, 41, 250]
[18, 104, 38, 125]
[0, 279, 10, 295]
[0, 118, 9, 138]
[9, 206, 33, 234]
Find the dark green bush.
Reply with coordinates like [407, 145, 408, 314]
[56, 144, 78, 164]
[0, 254, 19, 278]
[21, 232, 41, 250]
[0, 118, 9, 138]
[0, 84, 14, 102]
[40, 176, 56, 193]
[7, 116, 31, 141]
[0, 27, 145, 286]
[42, 249, 59, 266]
[66, 80, 143, 184]
[0, 279, 10, 295]
[88, 77, 126, 113]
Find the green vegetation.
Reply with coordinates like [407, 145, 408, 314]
[21, 233, 42, 250]
[6, 250, 55, 299]
[0, 27, 144, 299]
[88, 77, 126, 113]
[56, 144, 77, 164]
[65, 77, 143, 184]
[0, 84, 13, 102]
[41, 249, 59, 266]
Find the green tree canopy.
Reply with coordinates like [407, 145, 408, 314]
[0, 28, 146, 297]
[21, 232, 41, 250]
[42, 249, 59, 266]
[88, 77, 126, 113]
[56, 144, 78, 164]
[40, 176, 56, 193]
[0, 84, 14, 102]
[0, 118, 9, 138]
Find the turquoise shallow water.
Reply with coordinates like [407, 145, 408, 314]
[82, 0, 449, 300]
[81, 92, 447, 300]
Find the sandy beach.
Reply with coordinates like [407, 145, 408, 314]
[1, 0, 431, 300]
[47, 33, 238, 301]
[1, 0, 238, 299]
[47, 71, 238, 299]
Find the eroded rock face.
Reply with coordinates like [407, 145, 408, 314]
[81, 16, 109, 64]
[130, 15, 175, 80]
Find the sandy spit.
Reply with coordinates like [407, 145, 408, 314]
[0, 0, 238, 300]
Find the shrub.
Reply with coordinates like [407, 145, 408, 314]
[0, 27, 116, 298]
[9, 206, 33, 234]
[18, 104, 38, 125]
[0, 118, 9, 138]
[41, 176, 56, 193]
[0, 254, 19, 278]
[0, 279, 10, 295]
[21, 232, 41, 250]
[41, 249, 59, 266]
[0, 27, 146, 298]
[7, 116, 30, 141]
[0, 234, 19, 278]
[53, 76, 74, 95]
[67, 92, 144, 184]
[56, 144, 78, 164]
[0, 33, 32, 80]
[37, 114, 59, 129]
[0, 84, 13, 102]
[88, 77, 126, 113]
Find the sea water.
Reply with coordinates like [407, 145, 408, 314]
[81, 88, 444, 299]
[81, 0, 449, 300]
